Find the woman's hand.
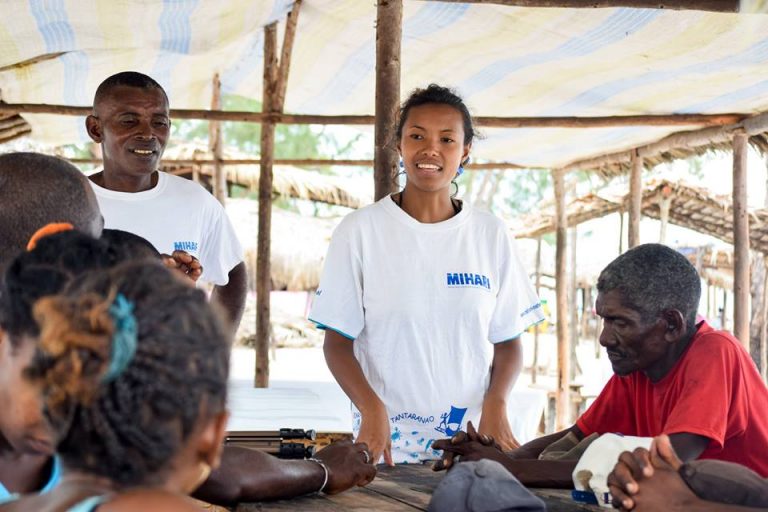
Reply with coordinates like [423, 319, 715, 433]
[479, 397, 520, 451]
[356, 400, 393, 466]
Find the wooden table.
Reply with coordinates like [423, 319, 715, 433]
[236, 464, 601, 511]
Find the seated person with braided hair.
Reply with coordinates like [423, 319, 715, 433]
[0, 228, 377, 506]
[1, 259, 231, 511]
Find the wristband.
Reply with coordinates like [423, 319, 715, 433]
[308, 457, 329, 494]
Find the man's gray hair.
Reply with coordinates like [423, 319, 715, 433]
[597, 243, 701, 331]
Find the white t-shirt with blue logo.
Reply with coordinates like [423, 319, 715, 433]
[91, 172, 244, 286]
[310, 195, 544, 463]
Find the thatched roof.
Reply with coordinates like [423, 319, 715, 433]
[0, 107, 31, 144]
[226, 198, 337, 292]
[678, 245, 734, 289]
[515, 179, 768, 254]
[162, 144, 371, 209]
[570, 133, 768, 181]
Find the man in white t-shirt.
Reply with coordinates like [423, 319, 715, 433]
[85, 71, 246, 328]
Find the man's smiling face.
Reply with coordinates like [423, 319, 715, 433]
[88, 85, 170, 178]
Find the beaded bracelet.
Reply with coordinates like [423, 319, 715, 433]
[308, 457, 329, 494]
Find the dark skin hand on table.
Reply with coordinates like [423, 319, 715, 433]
[192, 440, 377, 504]
[608, 435, 763, 512]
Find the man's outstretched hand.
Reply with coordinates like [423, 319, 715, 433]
[315, 440, 378, 494]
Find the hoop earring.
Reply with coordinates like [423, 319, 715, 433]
[451, 180, 459, 198]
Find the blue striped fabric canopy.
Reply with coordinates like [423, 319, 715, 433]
[1, 0, 767, 168]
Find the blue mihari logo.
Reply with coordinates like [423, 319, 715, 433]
[173, 241, 199, 252]
[434, 406, 468, 437]
[446, 272, 491, 290]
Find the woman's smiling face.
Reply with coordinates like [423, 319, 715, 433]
[398, 103, 471, 194]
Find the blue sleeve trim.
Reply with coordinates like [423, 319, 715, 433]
[308, 318, 356, 341]
[491, 317, 546, 344]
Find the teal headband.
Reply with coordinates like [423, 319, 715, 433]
[103, 293, 138, 382]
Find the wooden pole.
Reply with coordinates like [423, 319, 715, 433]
[733, 132, 750, 349]
[68, 157, 532, 170]
[210, 73, 226, 205]
[374, 0, 402, 200]
[553, 169, 570, 429]
[256, 23, 279, 388]
[532, 236, 542, 385]
[254, 1, 302, 388]
[0, 102, 746, 128]
[426, 0, 746, 13]
[658, 195, 672, 244]
[761, 255, 768, 383]
[628, 150, 642, 248]
[618, 210, 625, 254]
[569, 227, 581, 382]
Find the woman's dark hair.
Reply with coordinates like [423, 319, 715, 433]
[0, 230, 160, 346]
[396, 84, 476, 146]
[0, 231, 116, 345]
[28, 261, 230, 488]
[100, 229, 161, 260]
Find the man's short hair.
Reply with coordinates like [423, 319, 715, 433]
[0, 152, 103, 269]
[93, 71, 168, 107]
[597, 243, 701, 331]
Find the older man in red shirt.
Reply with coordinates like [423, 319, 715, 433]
[435, 243, 768, 487]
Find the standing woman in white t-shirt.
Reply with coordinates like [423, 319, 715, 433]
[310, 85, 544, 465]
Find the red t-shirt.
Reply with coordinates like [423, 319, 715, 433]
[576, 321, 768, 477]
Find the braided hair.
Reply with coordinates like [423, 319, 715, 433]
[28, 261, 230, 487]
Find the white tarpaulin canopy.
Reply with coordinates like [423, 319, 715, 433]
[1, 1, 768, 168]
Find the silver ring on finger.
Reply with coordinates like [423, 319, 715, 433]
[362, 450, 371, 464]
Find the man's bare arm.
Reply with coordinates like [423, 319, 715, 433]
[211, 261, 247, 330]
[193, 442, 376, 504]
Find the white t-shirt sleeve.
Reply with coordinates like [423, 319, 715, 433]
[308, 224, 364, 340]
[488, 230, 545, 343]
[199, 201, 244, 286]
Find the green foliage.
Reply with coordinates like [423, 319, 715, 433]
[170, 93, 364, 166]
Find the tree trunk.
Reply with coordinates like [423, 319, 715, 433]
[750, 255, 764, 373]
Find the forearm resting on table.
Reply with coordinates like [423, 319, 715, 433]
[192, 446, 324, 504]
[500, 459, 578, 489]
[509, 426, 583, 460]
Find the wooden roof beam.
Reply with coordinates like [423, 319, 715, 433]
[424, 0, 756, 14]
[0, 103, 746, 128]
[562, 110, 768, 173]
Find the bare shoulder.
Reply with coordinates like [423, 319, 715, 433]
[100, 490, 205, 512]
